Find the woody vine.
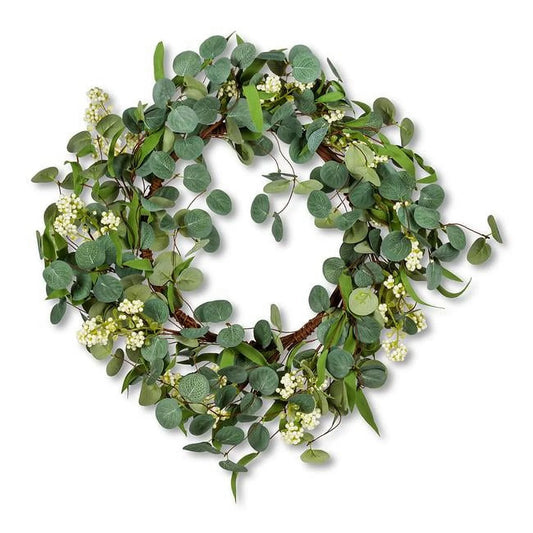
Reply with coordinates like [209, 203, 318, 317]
[33, 34, 502, 498]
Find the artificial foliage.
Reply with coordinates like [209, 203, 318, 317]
[33, 34, 502, 498]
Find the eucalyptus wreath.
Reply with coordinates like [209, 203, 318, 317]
[33, 34, 502, 498]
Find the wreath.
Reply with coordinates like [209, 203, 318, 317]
[33, 34, 502, 498]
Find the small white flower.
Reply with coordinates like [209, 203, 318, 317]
[118, 299, 144, 315]
[100, 211, 121, 233]
[384, 275, 395, 289]
[392, 283, 406, 299]
[323, 109, 345, 124]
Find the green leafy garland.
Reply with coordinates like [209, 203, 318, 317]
[34, 34, 502, 498]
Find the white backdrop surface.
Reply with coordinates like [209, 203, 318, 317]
[1, 1, 531, 531]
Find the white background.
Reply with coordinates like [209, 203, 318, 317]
[1, 1, 531, 531]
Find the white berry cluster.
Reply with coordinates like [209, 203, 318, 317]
[280, 407, 322, 445]
[217, 80, 239, 99]
[84, 87, 111, 129]
[287, 80, 315, 91]
[368, 154, 389, 168]
[405, 238, 424, 272]
[323, 109, 345, 124]
[53, 193, 85, 239]
[161, 370, 182, 398]
[77, 316, 118, 347]
[209, 406, 231, 428]
[409, 310, 427, 332]
[125, 331, 146, 350]
[256, 74, 282, 99]
[118, 298, 144, 316]
[394, 200, 411, 212]
[276, 371, 306, 400]
[382, 328, 408, 362]
[100, 211, 121, 233]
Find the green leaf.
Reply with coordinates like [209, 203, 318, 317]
[206, 189, 232, 215]
[67, 131, 92, 154]
[199, 35, 227, 59]
[294, 179, 323, 194]
[270, 303, 282, 330]
[217, 324, 245, 348]
[178, 373, 210, 403]
[488, 215, 503, 243]
[248, 367, 279, 395]
[143, 298, 169, 324]
[381, 231, 411, 261]
[173, 135, 204, 160]
[354, 388, 379, 434]
[247, 423, 270, 452]
[167, 106, 199, 133]
[348, 288, 379, 316]
[446, 225, 466, 250]
[467, 237, 492, 265]
[243, 84, 264, 132]
[235, 342, 268, 366]
[271, 213, 283, 242]
[150, 151, 175, 180]
[195, 300, 233, 323]
[418, 184, 445, 209]
[219, 459, 248, 473]
[373, 97, 396, 125]
[43, 261, 73, 290]
[183, 163, 211, 192]
[96, 114, 124, 139]
[437, 278, 472, 298]
[31, 166, 58, 183]
[254, 320, 273, 349]
[189, 414, 215, 435]
[400, 268, 441, 308]
[106, 349, 124, 376]
[231, 42, 257, 69]
[138, 381, 161, 406]
[263, 179, 290, 194]
[292, 53, 321, 83]
[320, 161, 348, 189]
[326, 348, 353, 379]
[356, 316, 382, 344]
[140, 337, 168, 363]
[173, 50, 202, 76]
[155, 398, 182, 429]
[360, 360, 388, 388]
[323, 257, 345, 284]
[50, 299, 67, 324]
[288, 393, 316, 413]
[353, 262, 385, 287]
[400, 117, 414, 146]
[183, 442, 221, 454]
[184, 209, 212, 238]
[75, 240, 107, 270]
[413, 206, 440, 229]
[426, 260, 443, 290]
[193, 96, 221, 125]
[216, 426, 245, 445]
[300, 449, 330, 464]
[219, 365, 247, 384]
[309, 285, 330, 313]
[93, 274, 123, 302]
[307, 190, 331, 218]
[205, 57, 231, 84]
[153, 41, 165, 81]
[177, 267, 203, 291]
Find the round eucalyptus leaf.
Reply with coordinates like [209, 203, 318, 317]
[205, 58, 231, 84]
[307, 190, 331, 218]
[178, 373, 210, 403]
[150, 151, 175, 180]
[248, 367, 279, 395]
[177, 267, 203, 291]
[381, 231, 411, 261]
[184, 209, 212, 238]
[418, 184, 445, 209]
[155, 398, 183, 429]
[173, 50, 202, 76]
[254, 320, 273, 348]
[193, 96, 221, 125]
[320, 161, 348, 188]
[167, 106, 199, 134]
[217, 324, 245, 348]
[426, 260, 443, 290]
[75, 240, 106, 270]
[195, 300, 233, 323]
[143, 298, 170, 324]
[360, 360, 388, 388]
[93, 274, 123, 302]
[288, 393, 316, 413]
[140, 336, 168, 362]
[413, 206, 440, 229]
[219, 365, 248, 384]
[308, 285, 330, 313]
[467, 237, 492, 265]
[292, 53, 321, 83]
[199, 35, 227, 59]
[216, 426, 245, 445]
[43, 260, 73, 290]
[231, 42, 256, 69]
[300, 449, 330, 464]
[447, 225, 466, 250]
[356, 316, 382, 344]
[322, 257, 345, 284]
[251, 194, 270, 223]
[189, 414, 215, 435]
[206, 189, 232, 215]
[326, 348, 353, 378]
[183, 163, 211, 192]
[348, 288, 379, 316]
[173, 135, 204, 160]
[247, 423, 270, 452]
